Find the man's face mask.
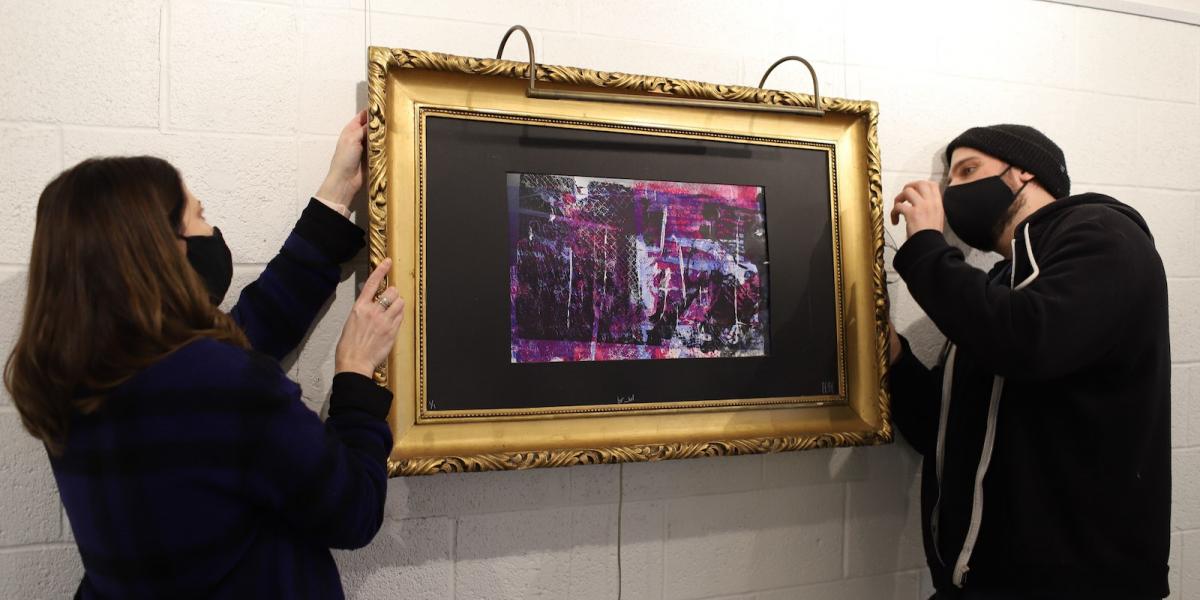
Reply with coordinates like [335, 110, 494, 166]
[943, 166, 1030, 252]
[183, 227, 233, 305]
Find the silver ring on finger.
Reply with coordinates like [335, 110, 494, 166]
[375, 295, 392, 310]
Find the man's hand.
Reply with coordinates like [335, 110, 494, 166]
[316, 109, 369, 211]
[890, 180, 945, 239]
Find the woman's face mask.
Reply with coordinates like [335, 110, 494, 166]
[943, 166, 1029, 252]
[183, 227, 232, 304]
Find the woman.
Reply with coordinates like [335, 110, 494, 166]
[3, 110, 403, 599]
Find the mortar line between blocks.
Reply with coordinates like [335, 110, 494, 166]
[364, 9, 586, 36]
[1070, 181, 1200, 194]
[56, 125, 65, 171]
[659, 500, 667, 600]
[686, 570, 860, 600]
[63, 123, 297, 142]
[842, 480, 851, 579]
[0, 542, 77, 555]
[858, 59, 1200, 106]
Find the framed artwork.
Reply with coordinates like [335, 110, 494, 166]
[366, 38, 890, 476]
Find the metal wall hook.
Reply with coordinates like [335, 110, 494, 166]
[493, 24, 824, 117]
[757, 56, 822, 113]
[495, 24, 538, 91]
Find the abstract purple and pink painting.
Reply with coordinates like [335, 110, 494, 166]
[508, 172, 770, 363]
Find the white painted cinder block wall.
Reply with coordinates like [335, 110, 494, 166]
[0, 0, 1198, 598]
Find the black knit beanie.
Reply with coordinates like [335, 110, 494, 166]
[945, 124, 1070, 199]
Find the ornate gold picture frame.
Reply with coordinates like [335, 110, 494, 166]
[367, 39, 890, 476]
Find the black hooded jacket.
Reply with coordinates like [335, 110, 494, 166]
[889, 193, 1171, 598]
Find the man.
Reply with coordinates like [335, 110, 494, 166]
[888, 124, 1170, 599]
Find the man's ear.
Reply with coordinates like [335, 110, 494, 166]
[1014, 168, 1036, 184]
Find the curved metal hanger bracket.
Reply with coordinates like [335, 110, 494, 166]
[495, 24, 538, 92]
[495, 24, 824, 117]
[757, 55, 822, 114]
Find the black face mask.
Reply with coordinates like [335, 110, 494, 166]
[183, 227, 233, 305]
[943, 167, 1029, 252]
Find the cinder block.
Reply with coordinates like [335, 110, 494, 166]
[369, 0, 577, 32]
[0, 0, 159, 126]
[844, 0, 952, 71]
[169, 0, 300, 134]
[1189, 366, 1200, 453]
[369, 14, 539, 62]
[1077, 8, 1199, 103]
[1169, 279, 1200, 363]
[0, 412, 62, 545]
[662, 485, 844, 598]
[565, 508, 621, 600]
[617, 500, 666, 600]
[1029, 89, 1141, 189]
[762, 446, 871, 489]
[621, 454, 763, 501]
[299, 10, 366, 135]
[579, 0, 772, 59]
[762, 1, 846, 65]
[1102, 187, 1200, 279]
[0, 268, 29, 407]
[334, 516, 454, 600]
[568, 463, 620, 506]
[0, 545, 84, 599]
[844, 449, 925, 577]
[62, 128, 299, 263]
[1172, 365, 1192, 450]
[936, 0, 1076, 88]
[1173, 448, 1200, 531]
[0, 126, 62, 264]
[860, 69, 1014, 176]
[1170, 532, 1182, 600]
[1182, 530, 1200, 599]
[293, 270, 360, 410]
[455, 506, 616, 600]
[920, 569, 936, 598]
[758, 572, 921, 600]
[1136, 102, 1200, 191]
[386, 467, 571, 519]
[1176, 532, 1200, 597]
[299, 135, 341, 211]
[540, 32, 742, 87]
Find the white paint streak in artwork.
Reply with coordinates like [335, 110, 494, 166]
[676, 236, 686, 309]
[567, 245, 573, 330]
[603, 229, 609, 291]
[659, 204, 668, 253]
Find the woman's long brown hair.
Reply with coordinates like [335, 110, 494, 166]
[3, 156, 249, 455]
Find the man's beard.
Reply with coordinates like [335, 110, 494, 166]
[991, 190, 1028, 251]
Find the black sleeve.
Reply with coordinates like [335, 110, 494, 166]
[888, 334, 943, 457]
[893, 208, 1159, 382]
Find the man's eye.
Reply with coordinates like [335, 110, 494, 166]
[963, 166, 976, 176]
